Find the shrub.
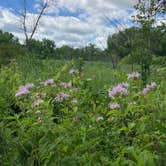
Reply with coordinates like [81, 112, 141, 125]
[0, 61, 165, 165]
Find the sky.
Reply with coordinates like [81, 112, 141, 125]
[0, 0, 147, 48]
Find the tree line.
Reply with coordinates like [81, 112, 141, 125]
[0, 24, 165, 64]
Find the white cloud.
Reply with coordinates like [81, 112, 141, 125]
[55, 0, 137, 12]
[0, 0, 138, 48]
[0, 7, 24, 41]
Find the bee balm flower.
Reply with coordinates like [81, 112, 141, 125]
[41, 79, 54, 86]
[128, 72, 140, 79]
[143, 82, 157, 95]
[24, 83, 35, 90]
[15, 83, 34, 97]
[109, 103, 120, 110]
[108, 83, 129, 98]
[55, 92, 69, 102]
[15, 88, 30, 97]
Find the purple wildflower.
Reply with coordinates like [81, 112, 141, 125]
[143, 82, 157, 95]
[41, 79, 54, 86]
[15, 87, 30, 97]
[24, 83, 35, 90]
[120, 82, 129, 88]
[55, 92, 69, 102]
[15, 83, 35, 97]
[142, 87, 149, 95]
[109, 103, 120, 110]
[128, 72, 140, 79]
[108, 83, 129, 98]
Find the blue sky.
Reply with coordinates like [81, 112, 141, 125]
[0, 0, 151, 48]
[0, 0, 36, 13]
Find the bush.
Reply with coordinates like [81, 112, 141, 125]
[0, 44, 24, 66]
[0, 61, 165, 165]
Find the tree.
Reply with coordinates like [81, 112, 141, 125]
[107, 35, 120, 68]
[25, 38, 56, 59]
[12, 0, 57, 45]
[150, 24, 166, 57]
[133, 0, 166, 84]
[42, 39, 56, 57]
[0, 30, 19, 44]
[105, 16, 137, 69]
[0, 30, 23, 66]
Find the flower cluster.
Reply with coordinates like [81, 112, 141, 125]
[109, 103, 120, 110]
[143, 82, 157, 95]
[55, 92, 69, 102]
[108, 83, 129, 98]
[15, 83, 35, 97]
[69, 69, 79, 75]
[128, 72, 140, 79]
[24, 83, 35, 90]
[120, 82, 130, 88]
[41, 79, 54, 86]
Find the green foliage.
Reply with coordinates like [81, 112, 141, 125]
[0, 25, 165, 68]
[26, 39, 56, 59]
[0, 59, 165, 165]
[0, 30, 19, 44]
[0, 43, 24, 66]
[0, 30, 24, 66]
[151, 55, 166, 66]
